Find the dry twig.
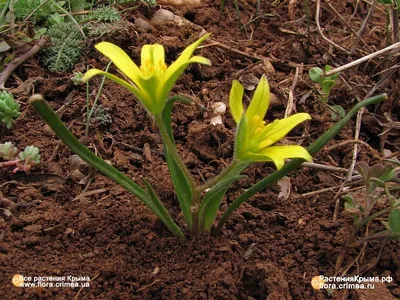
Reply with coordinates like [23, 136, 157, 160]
[323, 41, 400, 77]
[285, 64, 302, 117]
[0, 37, 48, 90]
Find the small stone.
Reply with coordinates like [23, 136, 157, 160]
[152, 267, 160, 275]
[152, 9, 175, 24]
[262, 58, 275, 73]
[210, 115, 223, 126]
[135, 18, 151, 32]
[212, 102, 226, 115]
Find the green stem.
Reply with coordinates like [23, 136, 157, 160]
[354, 207, 392, 233]
[154, 113, 201, 235]
[198, 160, 244, 193]
[154, 114, 197, 193]
[349, 231, 397, 247]
[214, 93, 388, 236]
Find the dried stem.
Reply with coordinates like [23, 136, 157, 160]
[323, 41, 400, 77]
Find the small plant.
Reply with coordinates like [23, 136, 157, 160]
[0, 142, 41, 173]
[0, 142, 17, 160]
[84, 5, 121, 23]
[335, 161, 399, 273]
[30, 34, 388, 239]
[12, 0, 59, 22]
[41, 22, 85, 72]
[92, 105, 112, 127]
[0, 91, 21, 129]
[309, 65, 339, 102]
[71, 72, 84, 85]
[309, 65, 345, 120]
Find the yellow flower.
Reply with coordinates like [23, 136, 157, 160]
[229, 76, 312, 169]
[83, 34, 211, 115]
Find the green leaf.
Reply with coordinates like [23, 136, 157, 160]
[343, 195, 363, 215]
[142, 178, 186, 239]
[388, 209, 400, 234]
[377, 165, 395, 182]
[330, 105, 345, 121]
[309, 67, 323, 83]
[356, 162, 370, 182]
[234, 113, 248, 160]
[200, 174, 246, 231]
[162, 96, 195, 230]
[165, 148, 193, 229]
[200, 162, 247, 231]
[330, 73, 339, 80]
[163, 95, 193, 143]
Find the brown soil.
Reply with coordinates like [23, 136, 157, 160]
[1, 1, 399, 299]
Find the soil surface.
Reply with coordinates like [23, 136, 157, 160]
[1, 1, 399, 299]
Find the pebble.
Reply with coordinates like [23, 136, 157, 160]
[134, 18, 151, 32]
[152, 9, 175, 24]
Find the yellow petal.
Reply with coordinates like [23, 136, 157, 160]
[95, 42, 141, 83]
[257, 113, 311, 148]
[82, 69, 150, 108]
[187, 56, 211, 65]
[245, 75, 270, 121]
[166, 33, 211, 78]
[141, 44, 165, 66]
[229, 80, 244, 124]
[162, 33, 210, 99]
[237, 151, 274, 164]
[259, 145, 312, 169]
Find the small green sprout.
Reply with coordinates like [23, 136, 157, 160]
[0, 143, 40, 173]
[309, 65, 345, 120]
[309, 65, 339, 102]
[0, 91, 21, 129]
[29, 36, 388, 240]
